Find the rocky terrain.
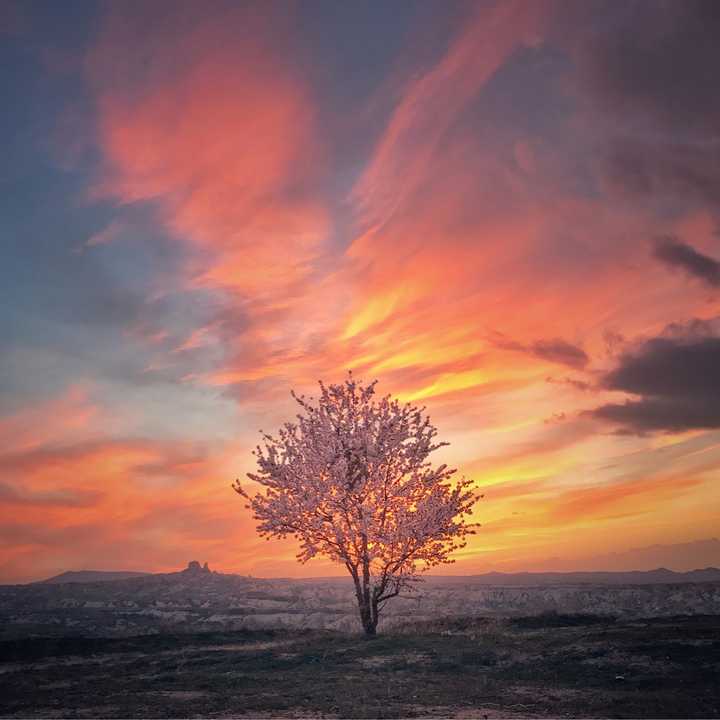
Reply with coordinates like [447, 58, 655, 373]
[1, 562, 719, 638]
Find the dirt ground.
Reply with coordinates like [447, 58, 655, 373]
[0, 614, 718, 718]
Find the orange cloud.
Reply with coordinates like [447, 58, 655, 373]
[456, 467, 712, 571]
[0, 386, 100, 453]
[89, 1, 328, 298]
[547, 472, 704, 525]
[0, 384, 271, 583]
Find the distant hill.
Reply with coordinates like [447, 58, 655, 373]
[296, 567, 720, 586]
[39, 570, 151, 584]
[425, 567, 720, 586]
[36, 561, 213, 585]
[27, 541, 720, 586]
[537, 538, 720, 573]
[32, 562, 720, 588]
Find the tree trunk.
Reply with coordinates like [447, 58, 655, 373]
[358, 597, 378, 636]
[352, 580, 379, 635]
[358, 535, 378, 636]
[348, 557, 379, 636]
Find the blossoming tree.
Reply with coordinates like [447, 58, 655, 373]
[234, 374, 480, 635]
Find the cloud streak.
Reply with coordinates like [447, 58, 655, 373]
[490, 333, 589, 369]
[653, 236, 720, 288]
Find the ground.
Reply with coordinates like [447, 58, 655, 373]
[0, 614, 718, 718]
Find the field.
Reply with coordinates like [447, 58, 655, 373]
[1, 614, 719, 718]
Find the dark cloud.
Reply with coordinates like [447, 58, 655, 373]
[572, 0, 720, 208]
[490, 332, 588, 369]
[602, 329, 626, 358]
[605, 337, 719, 398]
[545, 375, 592, 392]
[592, 397, 720, 434]
[603, 137, 720, 208]
[653, 236, 720, 288]
[531, 338, 589, 369]
[662, 317, 720, 339]
[590, 334, 720, 433]
[579, 1, 720, 135]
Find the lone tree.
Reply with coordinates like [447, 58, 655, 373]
[234, 374, 479, 635]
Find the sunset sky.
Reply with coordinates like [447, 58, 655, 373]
[2, 0, 719, 583]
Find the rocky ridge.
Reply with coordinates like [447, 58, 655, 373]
[1, 561, 719, 638]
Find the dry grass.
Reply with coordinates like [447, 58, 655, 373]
[0, 614, 718, 718]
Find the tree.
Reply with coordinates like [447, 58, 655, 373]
[234, 373, 480, 636]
